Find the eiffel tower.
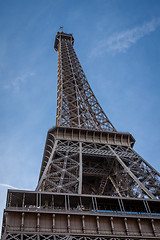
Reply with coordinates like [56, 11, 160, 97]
[1, 30, 160, 240]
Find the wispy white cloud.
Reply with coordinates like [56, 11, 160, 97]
[0, 183, 31, 190]
[3, 72, 35, 91]
[92, 17, 160, 55]
[0, 183, 17, 189]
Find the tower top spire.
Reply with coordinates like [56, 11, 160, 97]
[54, 31, 74, 51]
[60, 26, 63, 32]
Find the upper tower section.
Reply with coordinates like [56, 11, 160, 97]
[54, 31, 74, 51]
[54, 31, 116, 132]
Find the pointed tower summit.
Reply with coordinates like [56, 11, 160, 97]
[1, 30, 160, 240]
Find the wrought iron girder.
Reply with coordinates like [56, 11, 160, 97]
[111, 146, 160, 196]
[108, 146, 158, 199]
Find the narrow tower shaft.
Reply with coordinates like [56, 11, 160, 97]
[54, 31, 116, 131]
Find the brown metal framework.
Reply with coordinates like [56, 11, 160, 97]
[2, 190, 160, 239]
[36, 126, 160, 199]
[36, 31, 160, 199]
[1, 30, 160, 240]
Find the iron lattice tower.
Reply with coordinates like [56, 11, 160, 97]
[37, 31, 160, 199]
[1, 31, 160, 240]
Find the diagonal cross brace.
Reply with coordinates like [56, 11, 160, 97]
[108, 145, 156, 199]
[36, 140, 58, 191]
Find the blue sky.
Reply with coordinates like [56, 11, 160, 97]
[0, 0, 160, 232]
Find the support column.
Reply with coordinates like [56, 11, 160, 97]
[78, 142, 82, 194]
[21, 213, 25, 231]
